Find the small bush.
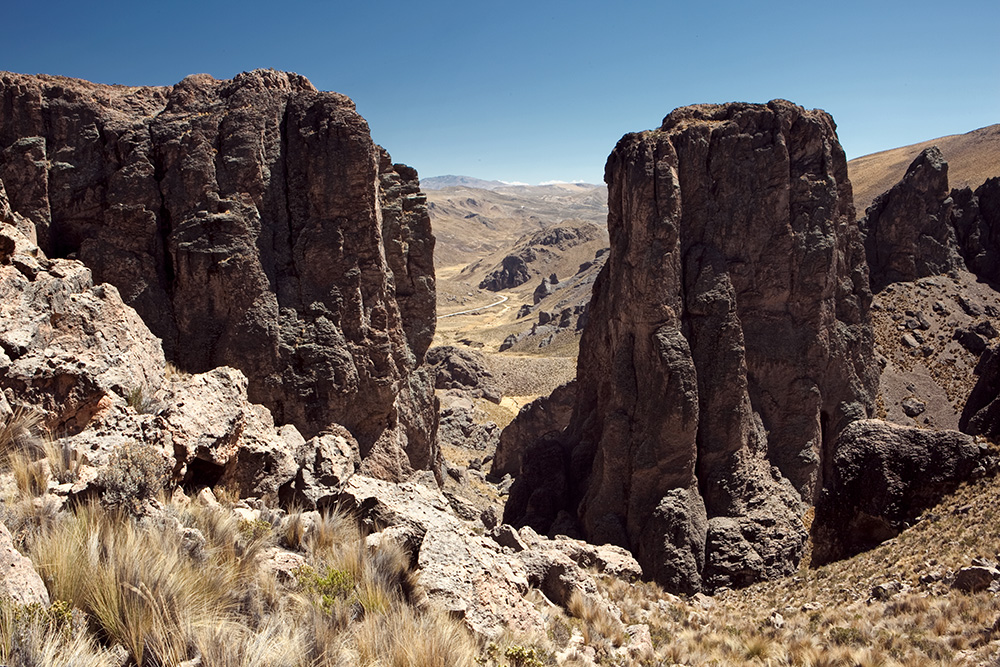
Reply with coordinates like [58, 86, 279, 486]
[126, 387, 161, 415]
[296, 564, 355, 612]
[97, 441, 169, 514]
[504, 644, 544, 667]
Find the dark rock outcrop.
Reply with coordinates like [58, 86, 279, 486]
[426, 345, 501, 403]
[861, 147, 965, 291]
[0, 70, 437, 479]
[479, 253, 533, 291]
[492, 380, 575, 478]
[477, 224, 604, 292]
[960, 343, 1000, 439]
[860, 147, 1000, 292]
[952, 177, 1000, 286]
[812, 419, 993, 564]
[504, 101, 877, 593]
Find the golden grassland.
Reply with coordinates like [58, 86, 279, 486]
[3, 409, 1000, 665]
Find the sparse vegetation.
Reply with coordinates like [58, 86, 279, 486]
[96, 441, 169, 514]
[126, 386, 162, 415]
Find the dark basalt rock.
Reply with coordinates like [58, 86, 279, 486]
[861, 147, 965, 292]
[504, 100, 876, 593]
[0, 70, 437, 480]
[812, 419, 992, 565]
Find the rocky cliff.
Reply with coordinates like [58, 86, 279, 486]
[504, 100, 878, 593]
[0, 70, 437, 479]
[861, 146, 1000, 293]
[861, 147, 965, 292]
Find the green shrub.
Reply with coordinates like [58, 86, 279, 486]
[296, 565, 355, 612]
[97, 441, 169, 514]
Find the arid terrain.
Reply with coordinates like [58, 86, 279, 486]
[1, 71, 1000, 667]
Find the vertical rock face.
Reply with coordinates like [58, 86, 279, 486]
[0, 70, 437, 479]
[861, 147, 965, 292]
[505, 100, 877, 593]
[952, 176, 1000, 286]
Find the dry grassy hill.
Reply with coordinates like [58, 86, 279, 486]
[426, 182, 608, 269]
[848, 124, 1000, 216]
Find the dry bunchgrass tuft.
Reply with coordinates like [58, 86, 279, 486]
[13, 488, 480, 667]
[0, 407, 44, 458]
[352, 603, 477, 667]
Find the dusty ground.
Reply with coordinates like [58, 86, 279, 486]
[872, 270, 1000, 430]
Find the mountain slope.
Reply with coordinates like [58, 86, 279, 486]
[849, 124, 1000, 216]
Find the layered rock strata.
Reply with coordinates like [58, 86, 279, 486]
[505, 100, 877, 593]
[0, 70, 437, 478]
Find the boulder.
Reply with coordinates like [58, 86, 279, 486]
[0, 522, 49, 606]
[953, 565, 1000, 593]
[505, 100, 875, 593]
[0, 70, 438, 480]
[812, 419, 993, 564]
[279, 427, 361, 510]
[418, 525, 543, 639]
[425, 346, 501, 402]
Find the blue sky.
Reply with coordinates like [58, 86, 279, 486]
[3, 0, 997, 184]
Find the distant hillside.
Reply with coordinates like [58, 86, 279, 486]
[421, 175, 513, 190]
[848, 123, 1000, 216]
[426, 181, 608, 269]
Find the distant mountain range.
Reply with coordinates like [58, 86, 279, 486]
[421, 175, 600, 191]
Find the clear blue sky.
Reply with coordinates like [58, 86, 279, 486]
[3, 0, 997, 184]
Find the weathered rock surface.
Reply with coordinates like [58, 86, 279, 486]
[862, 147, 965, 291]
[960, 342, 1000, 439]
[0, 522, 49, 606]
[426, 346, 501, 403]
[437, 393, 500, 452]
[0, 213, 164, 434]
[0, 70, 437, 480]
[812, 419, 993, 564]
[505, 101, 876, 593]
[338, 474, 637, 639]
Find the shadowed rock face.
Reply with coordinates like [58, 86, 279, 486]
[0, 70, 437, 479]
[861, 147, 965, 292]
[505, 100, 877, 593]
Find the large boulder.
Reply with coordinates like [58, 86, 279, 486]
[0, 70, 437, 480]
[861, 147, 966, 292]
[0, 522, 49, 606]
[0, 216, 164, 434]
[812, 419, 993, 564]
[505, 100, 876, 593]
